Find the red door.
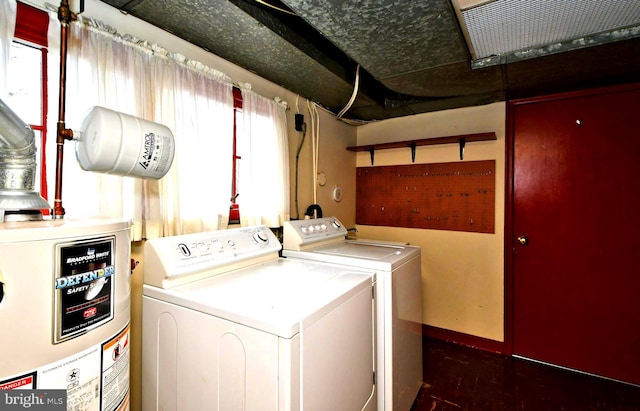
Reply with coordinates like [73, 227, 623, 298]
[510, 84, 640, 385]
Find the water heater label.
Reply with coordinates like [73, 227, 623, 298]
[54, 237, 116, 343]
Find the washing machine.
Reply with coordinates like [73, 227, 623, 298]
[0, 219, 132, 411]
[142, 225, 376, 411]
[283, 217, 423, 411]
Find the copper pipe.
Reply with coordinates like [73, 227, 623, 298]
[53, 0, 75, 219]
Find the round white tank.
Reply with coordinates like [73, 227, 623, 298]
[75, 106, 175, 180]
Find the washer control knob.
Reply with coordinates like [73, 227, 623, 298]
[178, 243, 191, 256]
[253, 231, 269, 244]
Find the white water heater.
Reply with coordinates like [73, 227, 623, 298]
[0, 219, 131, 411]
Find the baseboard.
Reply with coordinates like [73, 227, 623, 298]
[422, 324, 505, 354]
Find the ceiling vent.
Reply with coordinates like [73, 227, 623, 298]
[456, 0, 640, 65]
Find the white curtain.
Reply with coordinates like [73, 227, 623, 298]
[0, 0, 16, 98]
[238, 88, 290, 227]
[46, 17, 234, 238]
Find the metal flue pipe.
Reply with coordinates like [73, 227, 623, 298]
[0, 98, 51, 219]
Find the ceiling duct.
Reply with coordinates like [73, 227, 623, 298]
[98, 0, 640, 120]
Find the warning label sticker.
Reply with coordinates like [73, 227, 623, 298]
[101, 325, 130, 411]
[0, 372, 37, 390]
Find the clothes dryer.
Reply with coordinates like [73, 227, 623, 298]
[142, 225, 376, 411]
[283, 217, 423, 411]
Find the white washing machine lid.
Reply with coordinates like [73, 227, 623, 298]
[283, 240, 420, 271]
[143, 258, 372, 339]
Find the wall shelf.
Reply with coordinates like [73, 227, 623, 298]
[347, 132, 496, 164]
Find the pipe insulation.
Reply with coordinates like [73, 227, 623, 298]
[306, 101, 320, 205]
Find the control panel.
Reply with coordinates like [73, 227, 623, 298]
[283, 217, 347, 251]
[144, 225, 280, 288]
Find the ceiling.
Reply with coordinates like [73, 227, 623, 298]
[98, 0, 640, 122]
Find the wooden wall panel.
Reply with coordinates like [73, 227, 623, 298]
[356, 160, 495, 233]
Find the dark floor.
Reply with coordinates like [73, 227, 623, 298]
[411, 337, 640, 411]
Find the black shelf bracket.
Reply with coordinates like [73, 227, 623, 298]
[347, 132, 496, 165]
[458, 137, 466, 160]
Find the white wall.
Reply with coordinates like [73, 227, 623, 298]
[356, 102, 506, 342]
[295, 107, 357, 227]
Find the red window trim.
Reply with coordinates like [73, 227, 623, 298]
[15, 2, 49, 46]
[14, 2, 49, 204]
[230, 87, 242, 222]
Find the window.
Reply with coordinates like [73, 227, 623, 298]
[10, 2, 244, 223]
[230, 86, 242, 223]
[8, 2, 49, 203]
[9, 3, 288, 231]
